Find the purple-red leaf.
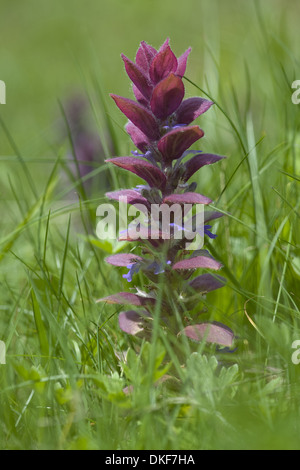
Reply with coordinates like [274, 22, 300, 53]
[182, 321, 234, 347]
[106, 157, 167, 190]
[172, 255, 222, 271]
[189, 273, 226, 292]
[149, 45, 178, 84]
[150, 73, 184, 119]
[183, 153, 226, 182]
[96, 292, 155, 306]
[157, 126, 204, 162]
[119, 310, 150, 336]
[106, 189, 150, 211]
[176, 47, 192, 77]
[121, 54, 152, 99]
[163, 192, 212, 205]
[135, 41, 157, 73]
[110, 94, 159, 140]
[132, 85, 149, 107]
[105, 253, 143, 267]
[176, 97, 213, 125]
[125, 122, 150, 152]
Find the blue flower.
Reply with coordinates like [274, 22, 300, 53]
[204, 225, 217, 239]
[123, 260, 172, 282]
[131, 150, 158, 166]
[122, 262, 141, 282]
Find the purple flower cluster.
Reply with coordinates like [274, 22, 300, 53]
[97, 39, 234, 348]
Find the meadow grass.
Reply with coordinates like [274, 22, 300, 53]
[0, 0, 300, 450]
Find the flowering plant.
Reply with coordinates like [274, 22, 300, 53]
[98, 39, 234, 349]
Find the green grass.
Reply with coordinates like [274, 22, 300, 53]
[0, 0, 300, 450]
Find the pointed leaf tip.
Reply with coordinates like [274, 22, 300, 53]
[176, 47, 192, 77]
[136, 41, 157, 72]
[183, 153, 225, 182]
[176, 97, 213, 125]
[149, 45, 178, 84]
[121, 54, 153, 100]
[106, 156, 167, 190]
[110, 94, 159, 140]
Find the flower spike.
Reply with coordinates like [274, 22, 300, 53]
[103, 39, 232, 349]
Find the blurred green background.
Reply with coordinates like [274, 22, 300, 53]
[0, 0, 300, 450]
[1, 0, 300, 154]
